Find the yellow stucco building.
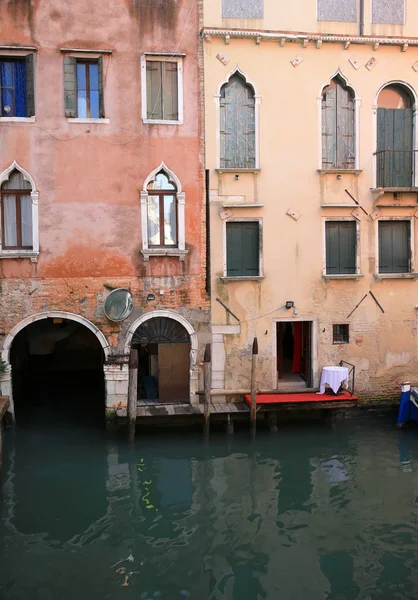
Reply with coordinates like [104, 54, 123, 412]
[204, 0, 418, 399]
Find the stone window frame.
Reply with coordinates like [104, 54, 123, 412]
[141, 53, 184, 126]
[0, 160, 39, 259]
[0, 49, 36, 122]
[221, 216, 264, 281]
[321, 216, 362, 279]
[215, 66, 261, 170]
[374, 216, 416, 278]
[140, 162, 187, 261]
[317, 70, 361, 172]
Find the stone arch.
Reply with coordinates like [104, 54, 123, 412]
[374, 80, 417, 108]
[318, 68, 358, 101]
[2, 311, 110, 364]
[0, 160, 37, 191]
[125, 310, 198, 366]
[143, 162, 182, 193]
[216, 65, 259, 97]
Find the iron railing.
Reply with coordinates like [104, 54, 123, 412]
[374, 149, 417, 188]
[339, 360, 356, 396]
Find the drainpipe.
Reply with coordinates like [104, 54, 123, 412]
[359, 0, 365, 36]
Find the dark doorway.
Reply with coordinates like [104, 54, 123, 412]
[277, 321, 312, 388]
[10, 318, 105, 426]
[132, 317, 190, 403]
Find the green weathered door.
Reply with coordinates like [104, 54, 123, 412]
[325, 221, 356, 274]
[377, 108, 413, 187]
[378, 221, 410, 273]
[226, 222, 259, 277]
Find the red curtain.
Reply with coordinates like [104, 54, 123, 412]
[292, 322, 302, 373]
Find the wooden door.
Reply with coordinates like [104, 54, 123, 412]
[300, 322, 312, 387]
[377, 107, 413, 187]
[158, 343, 190, 402]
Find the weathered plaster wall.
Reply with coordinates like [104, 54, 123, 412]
[205, 29, 418, 398]
[204, 0, 418, 38]
[0, 0, 209, 383]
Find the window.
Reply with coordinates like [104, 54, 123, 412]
[376, 85, 413, 188]
[333, 324, 349, 344]
[322, 76, 355, 170]
[142, 56, 183, 124]
[325, 221, 356, 275]
[317, 0, 356, 22]
[64, 56, 104, 118]
[1, 170, 33, 249]
[0, 55, 35, 117]
[147, 172, 177, 247]
[378, 220, 411, 274]
[226, 221, 260, 277]
[220, 74, 256, 169]
[372, 0, 405, 24]
[222, 0, 263, 18]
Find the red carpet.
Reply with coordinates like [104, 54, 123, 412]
[244, 391, 358, 406]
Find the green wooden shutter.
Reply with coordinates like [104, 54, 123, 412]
[25, 53, 35, 117]
[322, 84, 337, 169]
[146, 61, 163, 120]
[377, 108, 413, 187]
[226, 222, 259, 276]
[336, 83, 355, 169]
[221, 75, 255, 169]
[63, 56, 77, 117]
[326, 221, 356, 274]
[162, 61, 178, 121]
[379, 221, 410, 273]
[98, 55, 105, 118]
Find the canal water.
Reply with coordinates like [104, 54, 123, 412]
[1, 414, 418, 599]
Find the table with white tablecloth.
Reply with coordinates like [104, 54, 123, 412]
[317, 366, 349, 395]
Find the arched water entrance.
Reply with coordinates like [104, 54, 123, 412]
[6, 314, 108, 426]
[131, 316, 191, 403]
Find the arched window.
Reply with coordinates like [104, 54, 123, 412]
[147, 172, 177, 247]
[0, 163, 38, 256]
[321, 76, 355, 170]
[220, 74, 256, 169]
[376, 84, 414, 188]
[140, 163, 186, 261]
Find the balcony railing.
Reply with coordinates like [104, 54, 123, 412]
[374, 149, 417, 189]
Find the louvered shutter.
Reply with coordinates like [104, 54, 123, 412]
[162, 61, 178, 121]
[220, 76, 255, 169]
[25, 54, 35, 117]
[377, 108, 413, 187]
[336, 84, 355, 169]
[226, 222, 259, 276]
[98, 55, 105, 118]
[379, 221, 410, 273]
[322, 84, 337, 169]
[146, 61, 163, 120]
[63, 56, 77, 117]
[326, 222, 356, 274]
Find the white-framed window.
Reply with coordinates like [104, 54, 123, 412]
[223, 218, 263, 279]
[63, 52, 109, 122]
[0, 53, 35, 120]
[0, 161, 39, 258]
[141, 54, 184, 125]
[140, 162, 187, 261]
[322, 218, 360, 277]
[376, 218, 414, 275]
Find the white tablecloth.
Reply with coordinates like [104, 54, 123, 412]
[318, 366, 349, 394]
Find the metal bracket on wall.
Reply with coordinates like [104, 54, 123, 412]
[216, 297, 240, 322]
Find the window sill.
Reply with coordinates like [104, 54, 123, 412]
[374, 273, 418, 280]
[318, 169, 362, 175]
[323, 274, 364, 280]
[142, 119, 183, 125]
[67, 118, 110, 124]
[220, 276, 265, 282]
[216, 168, 261, 173]
[371, 187, 418, 193]
[141, 248, 188, 261]
[0, 251, 38, 260]
[0, 116, 36, 123]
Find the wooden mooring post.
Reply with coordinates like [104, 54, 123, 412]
[203, 343, 211, 439]
[250, 338, 258, 437]
[128, 349, 138, 443]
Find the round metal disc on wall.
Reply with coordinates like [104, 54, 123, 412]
[104, 289, 134, 322]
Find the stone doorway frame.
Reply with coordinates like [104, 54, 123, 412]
[1, 311, 110, 419]
[124, 310, 199, 404]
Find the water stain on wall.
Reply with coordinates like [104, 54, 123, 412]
[127, 0, 179, 31]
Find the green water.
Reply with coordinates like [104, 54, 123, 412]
[1, 415, 418, 599]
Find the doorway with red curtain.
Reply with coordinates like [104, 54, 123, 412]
[277, 321, 312, 387]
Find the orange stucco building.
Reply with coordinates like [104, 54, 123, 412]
[0, 0, 210, 420]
